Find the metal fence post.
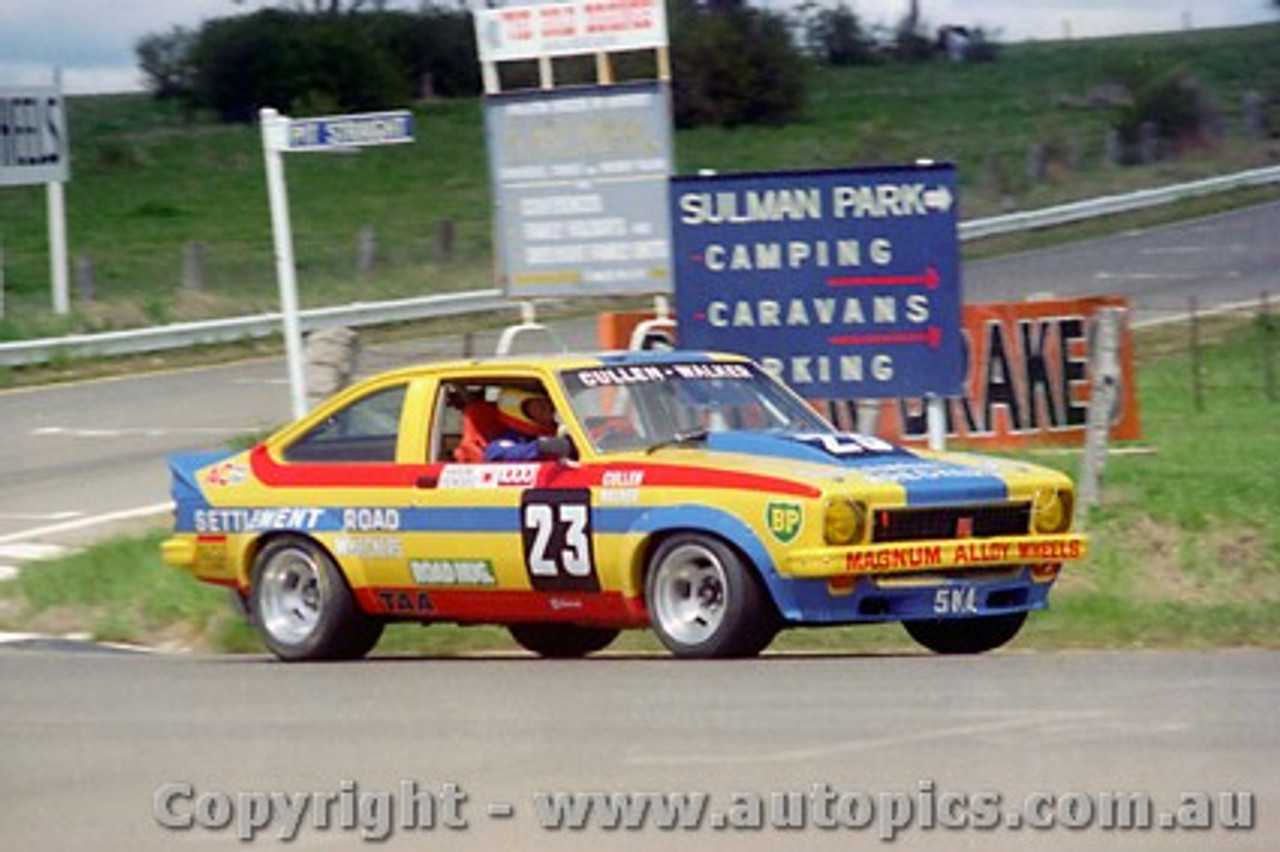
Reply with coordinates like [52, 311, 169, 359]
[1263, 293, 1277, 404]
[1190, 296, 1204, 413]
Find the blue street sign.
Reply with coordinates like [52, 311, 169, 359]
[287, 110, 414, 152]
[671, 164, 964, 398]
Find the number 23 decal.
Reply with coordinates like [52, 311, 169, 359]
[520, 489, 599, 592]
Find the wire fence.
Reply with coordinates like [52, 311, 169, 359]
[1133, 294, 1278, 410]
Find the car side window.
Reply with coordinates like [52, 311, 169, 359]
[282, 385, 407, 463]
[430, 379, 563, 463]
[429, 383, 473, 463]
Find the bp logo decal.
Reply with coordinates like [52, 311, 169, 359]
[766, 501, 803, 543]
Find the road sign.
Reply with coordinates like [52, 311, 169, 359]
[259, 107, 416, 419]
[671, 164, 964, 399]
[284, 111, 414, 152]
[0, 86, 68, 187]
[485, 82, 673, 298]
[1, 82, 70, 315]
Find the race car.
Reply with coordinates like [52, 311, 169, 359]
[161, 350, 1087, 661]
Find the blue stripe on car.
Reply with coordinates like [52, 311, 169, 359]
[849, 455, 1011, 506]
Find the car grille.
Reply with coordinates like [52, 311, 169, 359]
[871, 502, 1031, 543]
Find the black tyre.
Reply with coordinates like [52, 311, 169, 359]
[902, 612, 1028, 655]
[645, 534, 778, 659]
[249, 537, 383, 661]
[508, 624, 620, 658]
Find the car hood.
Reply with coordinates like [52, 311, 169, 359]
[640, 431, 1062, 505]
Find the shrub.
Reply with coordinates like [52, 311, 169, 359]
[805, 2, 877, 66]
[670, 0, 807, 128]
[1113, 64, 1216, 162]
[176, 10, 414, 122]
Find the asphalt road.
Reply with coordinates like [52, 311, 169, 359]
[964, 200, 1280, 326]
[0, 645, 1273, 851]
[1, 201, 1277, 554]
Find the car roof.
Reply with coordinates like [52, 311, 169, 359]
[365, 350, 750, 383]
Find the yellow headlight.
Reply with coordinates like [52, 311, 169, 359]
[824, 499, 866, 545]
[1032, 488, 1073, 534]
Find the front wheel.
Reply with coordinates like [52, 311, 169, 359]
[645, 534, 778, 659]
[902, 612, 1027, 655]
[249, 537, 383, 662]
[508, 624, 619, 658]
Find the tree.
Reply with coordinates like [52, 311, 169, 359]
[138, 5, 481, 122]
[804, 2, 876, 66]
[136, 27, 197, 99]
[892, 2, 933, 63]
[231, 0, 386, 13]
[670, 0, 807, 128]
[188, 10, 408, 122]
[364, 9, 479, 99]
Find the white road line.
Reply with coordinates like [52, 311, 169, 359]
[0, 544, 71, 581]
[1133, 296, 1269, 329]
[1139, 243, 1247, 255]
[0, 502, 173, 546]
[0, 631, 159, 653]
[29, 426, 244, 438]
[0, 632, 44, 643]
[1094, 270, 1242, 281]
[0, 511, 83, 522]
[0, 543, 69, 561]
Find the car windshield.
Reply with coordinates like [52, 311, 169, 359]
[560, 360, 835, 454]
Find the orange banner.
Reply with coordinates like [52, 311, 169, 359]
[827, 297, 1141, 448]
[598, 296, 1141, 448]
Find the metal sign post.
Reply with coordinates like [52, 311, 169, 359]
[259, 108, 309, 420]
[258, 107, 414, 420]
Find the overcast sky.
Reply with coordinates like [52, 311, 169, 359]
[1, 0, 1276, 95]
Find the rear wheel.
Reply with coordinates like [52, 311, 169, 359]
[249, 537, 383, 661]
[508, 624, 619, 658]
[902, 612, 1027, 655]
[645, 534, 778, 659]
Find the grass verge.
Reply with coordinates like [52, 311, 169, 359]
[1, 314, 1276, 655]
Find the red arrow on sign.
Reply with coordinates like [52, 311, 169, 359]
[827, 266, 940, 290]
[828, 326, 943, 348]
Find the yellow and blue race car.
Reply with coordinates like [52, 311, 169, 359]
[162, 351, 1086, 661]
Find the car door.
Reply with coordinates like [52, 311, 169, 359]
[402, 374, 601, 623]
[261, 378, 431, 613]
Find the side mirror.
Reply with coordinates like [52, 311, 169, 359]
[536, 435, 574, 461]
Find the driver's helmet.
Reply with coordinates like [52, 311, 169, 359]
[495, 388, 557, 438]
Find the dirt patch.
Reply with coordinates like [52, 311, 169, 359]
[8, 604, 107, 638]
[1133, 311, 1263, 365]
[1099, 514, 1278, 606]
[76, 300, 155, 331]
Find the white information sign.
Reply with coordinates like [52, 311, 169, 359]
[0, 86, 68, 187]
[474, 0, 668, 63]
